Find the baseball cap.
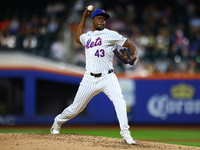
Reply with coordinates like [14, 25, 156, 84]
[91, 9, 110, 20]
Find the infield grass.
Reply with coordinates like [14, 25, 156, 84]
[0, 126, 200, 147]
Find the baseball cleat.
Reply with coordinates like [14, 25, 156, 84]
[123, 134, 137, 145]
[50, 122, 61, 134]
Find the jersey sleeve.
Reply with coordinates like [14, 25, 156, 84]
[109, 31, 127, 47]
[80, 33, 86, 46]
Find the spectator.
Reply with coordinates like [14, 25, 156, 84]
[9, 15, 20, 35]
[4, 32, 17, 48]
[29, 15, 40, 35]
[0, 16, 10, 33]
[155, 57, 170, 73]
[50, 40, 64, 61]
[0, 31, 16, 48]
[23, 33, 38, 49]
[39, 16, 49, 35]
[47, 16, 59, 34]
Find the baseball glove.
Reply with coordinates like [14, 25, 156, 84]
[113, 47, 136, 65]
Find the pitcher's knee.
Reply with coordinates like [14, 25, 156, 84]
[66, 104, 86, 118]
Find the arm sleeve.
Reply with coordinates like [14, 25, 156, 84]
[80, 33, 86, 46]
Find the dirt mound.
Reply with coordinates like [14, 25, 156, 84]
[0, 133, 200, 150]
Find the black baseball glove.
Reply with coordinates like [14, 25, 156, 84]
[113, 47, 137, 65]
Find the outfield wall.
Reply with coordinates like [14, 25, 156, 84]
[1, 69, 200, 125]
[0, 53, 200, 125]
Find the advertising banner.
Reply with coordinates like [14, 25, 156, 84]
[133, 80, 200, 124]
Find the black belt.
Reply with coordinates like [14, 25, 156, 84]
[90, 69, 114, 77]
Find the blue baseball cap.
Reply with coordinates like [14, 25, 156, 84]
[91, 9, 110, 20]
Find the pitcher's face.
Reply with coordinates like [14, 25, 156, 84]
[92, 15, 106, 30]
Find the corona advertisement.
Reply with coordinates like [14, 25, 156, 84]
[133, 80, 200, 124]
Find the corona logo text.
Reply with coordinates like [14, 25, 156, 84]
[147, 94, 200, 119]
[147, 83, 199, 119]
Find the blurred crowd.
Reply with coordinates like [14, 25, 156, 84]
[0, 0, 200, 76]
[0, 0, 66, 59]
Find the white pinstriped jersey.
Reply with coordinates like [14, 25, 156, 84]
[80, 28, 127, 73]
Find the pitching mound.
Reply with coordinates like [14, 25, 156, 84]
[0, 133, 200, 150]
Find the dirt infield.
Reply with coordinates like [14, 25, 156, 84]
[0, 125, 200, 150]
[1, 133, 200, 150]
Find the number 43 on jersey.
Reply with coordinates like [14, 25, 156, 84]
[94, 49, 105, 57]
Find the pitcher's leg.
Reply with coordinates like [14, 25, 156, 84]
[112, 94, 131, 136]
[102, 74, 131, 136]
[111, 96, 136, 143]
[54, 83, 97, 125]
[50, 83, 96, 134]
[102, 74, 136, 144]
[50, 77, 99, 134]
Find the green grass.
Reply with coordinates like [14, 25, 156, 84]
[1, 127, 200, 147]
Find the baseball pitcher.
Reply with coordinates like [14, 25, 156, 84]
[50, 6, 137, 145]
